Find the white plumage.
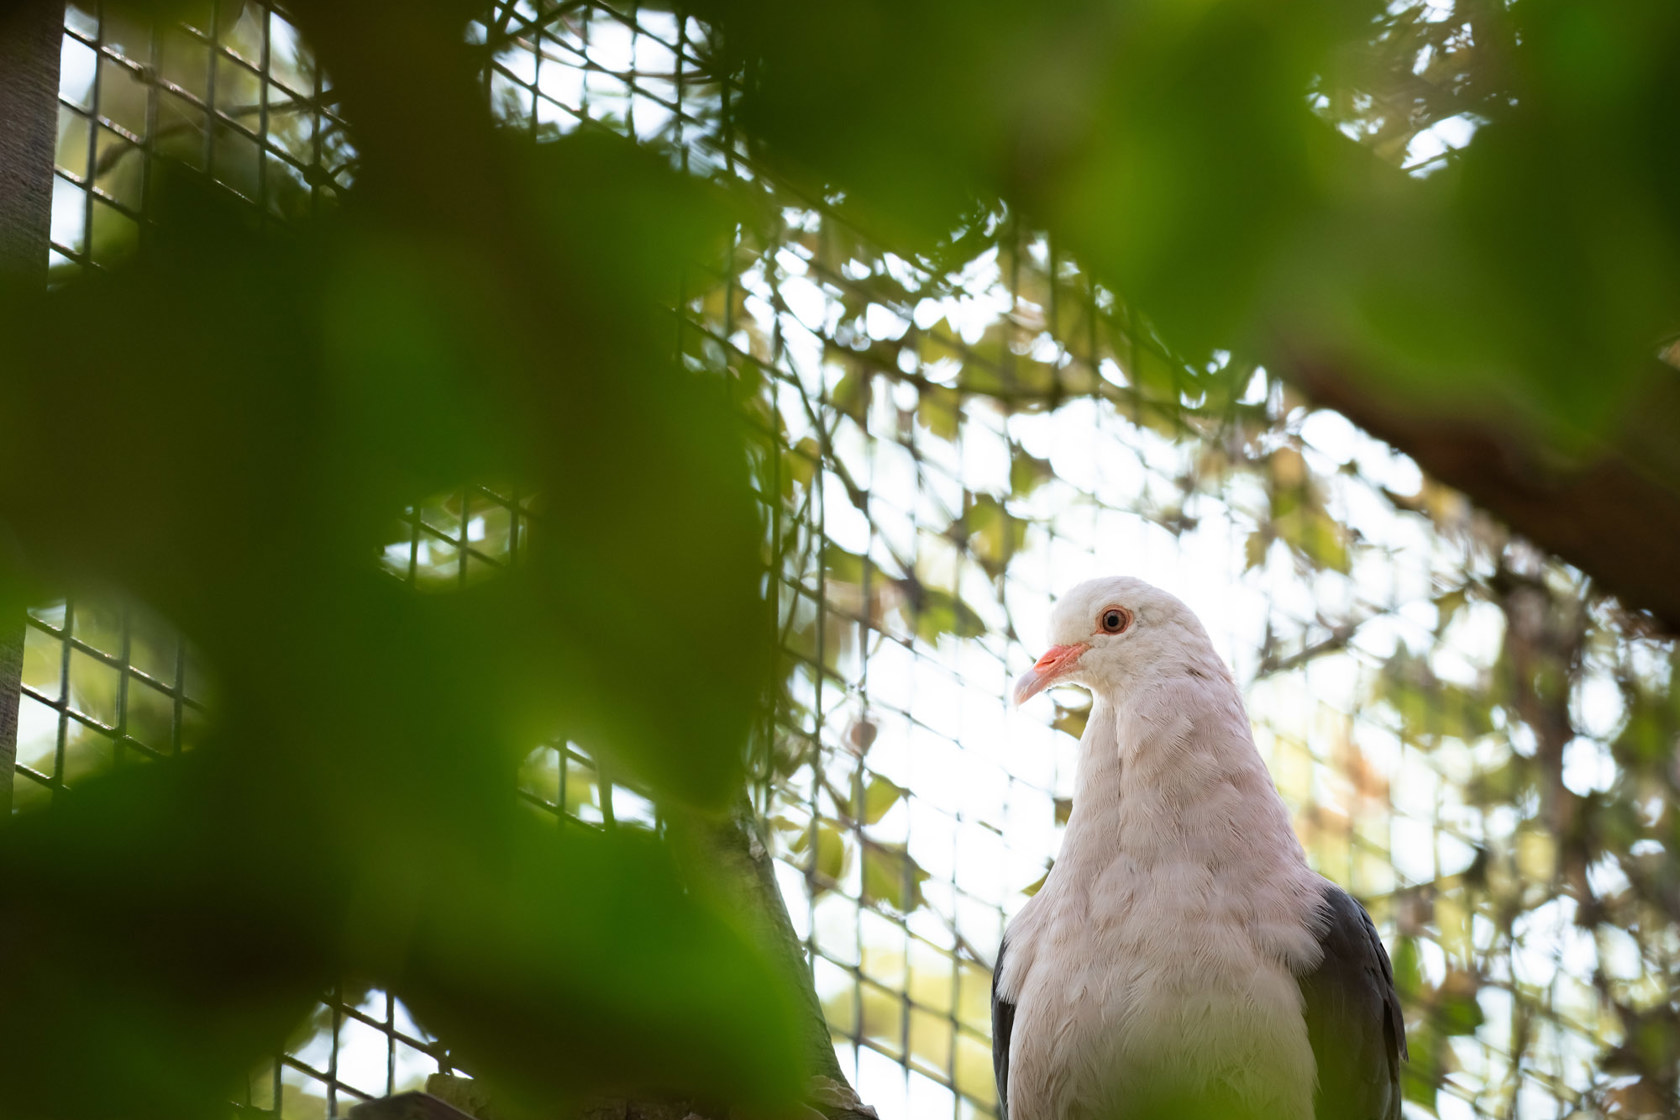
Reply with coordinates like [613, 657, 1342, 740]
[994, 577, 1404, 1120]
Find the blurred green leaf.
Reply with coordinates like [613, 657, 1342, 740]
[393, 819, 807, 1113]
[1390, 935, 1424, 1004]
[1052, 703, 1090, 741]
[814, 823, 847, 883]
[0, 100, 791, 1113]
[1275, 506, 1351, 574]
[916, 385, 963, 442]
[860, 842, 929, 914]
[857, 774, 907, 825]
[957, 495, 1028, 578]
[833, 370, 873, 425]
[1009, 445, 1055, 497]
[1374, 649, 1496, 743]
[907, 583, 987, 644]
[1433, 972, 1485, 1038]
[0, 756, 338, 1119]
[1401, 1020, 1444, 1108]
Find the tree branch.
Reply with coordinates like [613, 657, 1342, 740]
[0, 0, 65, 814]
[666, 798, 878, 1120]
[1282, 351, 1680, 636]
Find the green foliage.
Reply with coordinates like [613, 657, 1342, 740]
[699, 0, 1680, 452]
[0, 93, 799, 1120]
[860, 841, 930, 915]
[1374, 648, 1497, 744]
[909, 584, 989, 645]
[856, 774, 907, 826]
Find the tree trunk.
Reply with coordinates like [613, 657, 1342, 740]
[0, 0, 65, 812]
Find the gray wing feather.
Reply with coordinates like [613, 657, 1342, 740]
[992, 936, 1016, 1120]
[1298, 883, 1408, 1120]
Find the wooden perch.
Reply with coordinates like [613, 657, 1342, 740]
[348, 1091, 478, 1120]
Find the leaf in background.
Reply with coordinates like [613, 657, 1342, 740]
[1274, 505, 1352, 574]
[959, 495, 1028, 577]
[1613, 663, 1680, 768]
[1433, 587, 1469, 634]
[860, 842, 929, 914]
[833, 370, 873, 425]
[1433, 970, 1485, 1038]
[1389, 935, 1423, 1002]
[858, 774, 907, 825]
[784, 436, 822, 495]
[1266, 450, 1352, 573]
[908, 584, 987, 644]
[814, 823, 848, 883]
[1466, 756, 1536, 807]
[822, 543, 873, 588]
[917, 318, 968, 368]
[1052, 701, 1090, 741]
[1009, 445, 1055, 497]
[1401, 1021, 1444, 1107]
[1374, 649, 1496, 743]
[916, 385, 963, 441]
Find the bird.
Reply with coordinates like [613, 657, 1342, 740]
[993, 576, 1406, 1120]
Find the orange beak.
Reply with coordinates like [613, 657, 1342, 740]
[1012, 643, 1089, 706]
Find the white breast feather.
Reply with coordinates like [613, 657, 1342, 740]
[999, 676, 1326, 1120]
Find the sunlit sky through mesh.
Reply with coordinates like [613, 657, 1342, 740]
[747, 235, 1618, 1119]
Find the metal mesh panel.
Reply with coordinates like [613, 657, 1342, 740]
[15, 598, 209, 809]
[50, 0, 346, 277]
[21, 3, 1678, 1118]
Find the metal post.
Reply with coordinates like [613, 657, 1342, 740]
[0, 0, 64, 812]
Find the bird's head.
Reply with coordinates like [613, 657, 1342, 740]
[1012, 576, 1215, 705]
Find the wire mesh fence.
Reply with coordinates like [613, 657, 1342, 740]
[11, 2, 1679, 1118]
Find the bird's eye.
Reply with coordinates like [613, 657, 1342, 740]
[1098, 607, 1132, 634]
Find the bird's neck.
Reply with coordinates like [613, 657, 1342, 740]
[1057, 669, 1310, 885]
